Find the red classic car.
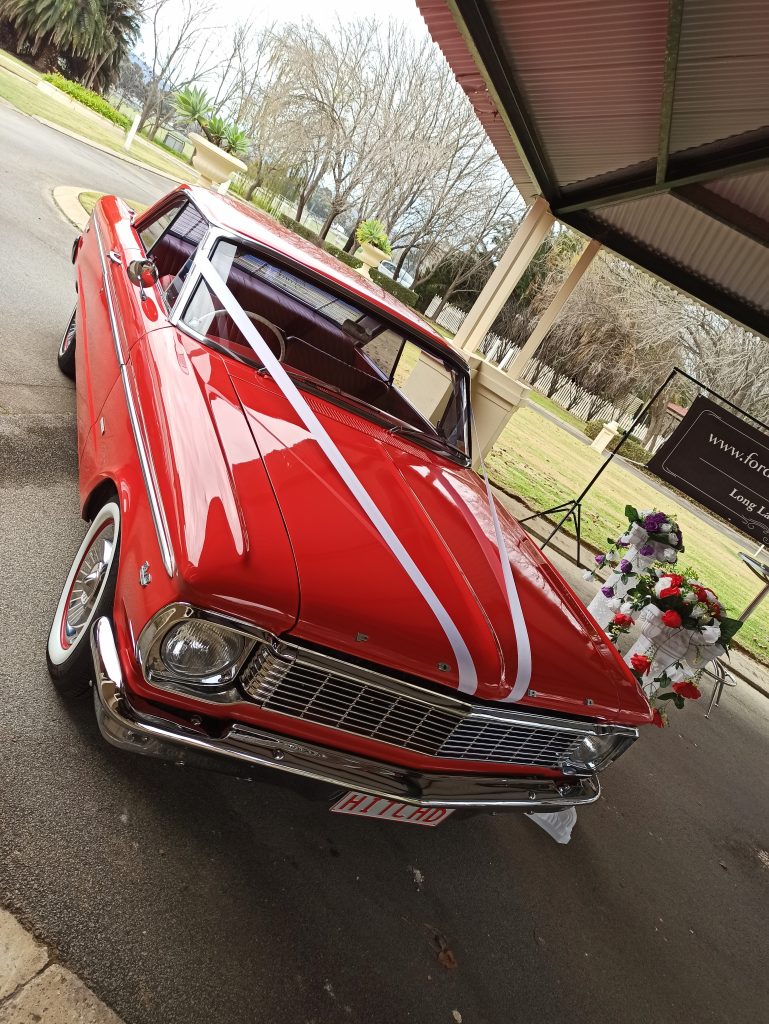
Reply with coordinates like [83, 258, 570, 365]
[49, 185, 651, 825]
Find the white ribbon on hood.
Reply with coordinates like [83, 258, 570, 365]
[197, 255, 531, 700]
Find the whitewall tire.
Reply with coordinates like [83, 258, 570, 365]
[57, 306, 77, 380]
[47, 499, 120, 697]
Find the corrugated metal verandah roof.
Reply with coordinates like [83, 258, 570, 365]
[416, 0, 769, 339]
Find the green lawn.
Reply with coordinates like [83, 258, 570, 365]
[0, 64, 192, 179]
[489, 406, 769, 667]
[78, 190, 148, 217]
[525, 389, 587, 430]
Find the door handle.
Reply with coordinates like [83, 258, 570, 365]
[107, 250, 122, 265]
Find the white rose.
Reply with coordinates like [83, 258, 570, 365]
[699, 623, 721, 644]
[663, 548, 677, 562]
[607, 597, 622, 611]
[582, 570, 594, 580]
[640, 509, 652, 517]
[704, 589, 717, 603]
[661, 521, 672, 531]
[655, 568, 665, 578]
[620, 601, 633, 614]
[668, 532, 679, 545]
[682, 591, 697, 604]
[605, 550, 618, 563]
[686, 578, 698, 585]
[654, 579, 668, 597]
[691, 604, 707, 619]
[618, 534, 631, 546]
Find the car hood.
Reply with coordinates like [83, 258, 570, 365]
[228, 368, 650, 723]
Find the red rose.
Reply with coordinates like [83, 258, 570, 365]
[659, 586, 681, 599]
[630, 653, 652, 675]
[694, 586, 708, 603]
[612, 613, 634, 628]
[672, 680, 701, 700]
[661, 609, 682, 628]
[651, 708, 665, 728]
[666, 574, 684, 587]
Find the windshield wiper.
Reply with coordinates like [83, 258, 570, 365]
[387, 423, 468, 461]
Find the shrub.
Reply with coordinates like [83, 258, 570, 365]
[370, 268, 419, 307]
[43, 73, 131, 130]
[323, 242, 363, 269]
[356, 218, 391, 255]
[583, 420, 650, 464]
[276, 213, 321, 245]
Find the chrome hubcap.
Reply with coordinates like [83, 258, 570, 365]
[63, 525, 114, 646]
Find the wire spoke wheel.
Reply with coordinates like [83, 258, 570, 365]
[47, 500, 120, 697]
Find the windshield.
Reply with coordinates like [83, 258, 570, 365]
[179, 239, 471, 459]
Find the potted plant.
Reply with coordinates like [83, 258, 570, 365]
[174, 86, 249, 189]
[355, 219, 392, 278]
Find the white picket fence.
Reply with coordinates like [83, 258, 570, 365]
[425, 296, 664, 449]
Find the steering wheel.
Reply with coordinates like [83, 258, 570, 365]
[185, 308, 285, 362]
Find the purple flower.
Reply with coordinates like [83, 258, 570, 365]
[643, 512, 666, 533]
[619, 558, 632, 573]
[595, 554, 606, 566]
[601, 585, 615, 598]
[639, 543, 655, 557]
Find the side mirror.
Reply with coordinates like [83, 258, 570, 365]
[127, 259, 159, 289]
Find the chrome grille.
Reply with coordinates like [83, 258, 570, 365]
[239, 643, 588, 769]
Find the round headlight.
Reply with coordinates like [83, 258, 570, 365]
[573, 733, 617, 767]
[160, 620, 246, 680]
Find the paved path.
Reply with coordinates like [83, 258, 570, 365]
[1, 106, 769, 1024]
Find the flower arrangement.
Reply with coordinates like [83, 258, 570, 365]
[619, 568, 742, 726]
[584, 505, 685, 587]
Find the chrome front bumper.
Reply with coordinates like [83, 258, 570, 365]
[90, 617, 601, 810]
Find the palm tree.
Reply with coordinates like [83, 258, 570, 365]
[0, 0, 142, 88]
[81, 0, 142, 90]
[0, 0, 101, 66]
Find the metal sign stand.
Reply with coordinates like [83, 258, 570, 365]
[520, 367, 767, 566]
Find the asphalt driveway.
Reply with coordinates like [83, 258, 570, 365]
[1, 103, 768, 1024]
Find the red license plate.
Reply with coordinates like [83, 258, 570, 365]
[330, 791, 454, 826]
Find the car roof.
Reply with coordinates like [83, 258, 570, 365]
[177, 185, 461, 362]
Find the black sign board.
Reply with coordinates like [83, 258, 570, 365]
[648, 395, 769, 544]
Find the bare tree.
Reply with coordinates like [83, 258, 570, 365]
[137, 0, 219, 134]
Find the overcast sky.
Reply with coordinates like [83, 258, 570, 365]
[138, 0, 431, 68]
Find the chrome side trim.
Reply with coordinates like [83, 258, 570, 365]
[91, 617, 601, 810]
[92, 212, 175, 577]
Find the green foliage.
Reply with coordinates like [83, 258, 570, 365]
[356, 219, 391, 255]
[174, 86, 249, 155]
[276, 213, 321, 245]
[4, 0, 141, 90]
[584, 420, 650, 465]
[206, 114, 228, 146]
[43, 72, 130, 128]
[173, 85, 213, 124]
[370, 268, 418, 307]
[224, 123, 249, 157]
[323, 242, 363, 269]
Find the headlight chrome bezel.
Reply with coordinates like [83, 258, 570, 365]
[558, 728, 637, 775]
[136, 603, 267, 695]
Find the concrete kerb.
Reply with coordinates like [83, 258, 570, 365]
[0, 907, 124, 1023]
[51, 186, 89, 231]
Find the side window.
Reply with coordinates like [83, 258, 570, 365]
[138, 202, 209, 308]
[138, 202, 183, 253]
